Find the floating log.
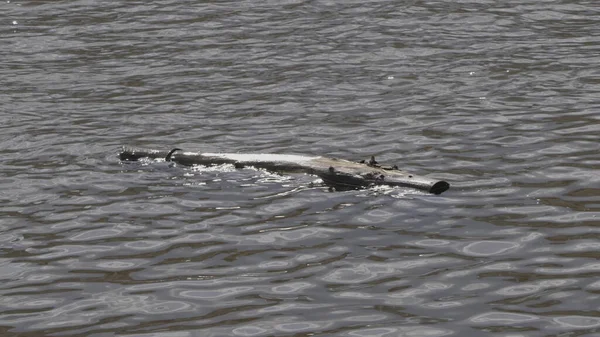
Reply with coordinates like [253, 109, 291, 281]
[119, 147, 450, 195]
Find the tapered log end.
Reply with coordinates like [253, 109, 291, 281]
[119, 149, 139, 161]
[430, 181, 450, 195]
[119, 148, 166, 162]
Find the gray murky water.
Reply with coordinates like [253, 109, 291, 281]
[2, 1, 600, 336]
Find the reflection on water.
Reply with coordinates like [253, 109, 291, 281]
[2, 0, 600, 336]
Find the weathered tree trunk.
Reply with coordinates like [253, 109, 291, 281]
[119, 147, 450, 194]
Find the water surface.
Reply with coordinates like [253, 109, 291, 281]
[1, 0, 600, 336]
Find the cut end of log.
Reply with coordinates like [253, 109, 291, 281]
[430, 181, 450, 195]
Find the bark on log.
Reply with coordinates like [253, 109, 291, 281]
[119, 147, 450, 195]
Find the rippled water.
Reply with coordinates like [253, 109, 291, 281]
[2, 0, 600, 336]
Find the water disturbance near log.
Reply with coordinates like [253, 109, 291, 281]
[119, 147, 450, 194]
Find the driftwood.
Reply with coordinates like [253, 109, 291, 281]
[119, 147, 450, 194]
